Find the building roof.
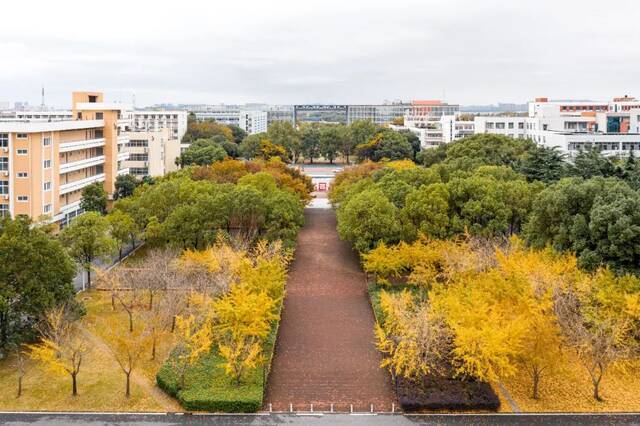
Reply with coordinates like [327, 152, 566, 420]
[0, 119, 104, 133]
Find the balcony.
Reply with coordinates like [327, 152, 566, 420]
[59, 138, 105, 153]
[59, 173, 105, 195]
[117, 168, 131, 176]
[118, 136, 129, 145]
[59, 155, 105, 174]
[117, 151, 130, 161]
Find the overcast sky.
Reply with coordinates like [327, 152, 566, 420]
[1, 0, 638, 108]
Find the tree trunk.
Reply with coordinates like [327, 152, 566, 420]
[71, 373, 78, 396]
[86, 266, 92, 289]
[148, 292, 154, 310]
[151, 336, 156, 360]
[171, 315, 176, 333]
[532, 371, 540, 400]
[125, 372, 131, 397]
[111, 293, 116, 310]
[128, 311, 133, 332]
[17, 376, 22, 398]
[118, 247, 123, 261]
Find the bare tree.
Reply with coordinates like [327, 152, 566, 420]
[554, 286, 634, 401]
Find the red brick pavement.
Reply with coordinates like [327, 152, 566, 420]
[264, 209, 397, 413]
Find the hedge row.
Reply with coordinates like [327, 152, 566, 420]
[396, 375, 500, 412]
[157, 300, 284, 412]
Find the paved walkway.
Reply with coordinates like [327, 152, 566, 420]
[264, 209, 396, 412]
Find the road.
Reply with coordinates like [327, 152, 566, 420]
[1, 412, 640, 425]
[72, 241, 139, 292]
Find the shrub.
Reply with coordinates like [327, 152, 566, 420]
[396, 375, 500, 412]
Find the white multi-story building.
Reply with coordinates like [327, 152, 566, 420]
[441, 116, 475, 143]
[130, 110, 187, 142]
[473, 116, 527, 139]
[238, 111, 268, 134]
[0, 110, 73, 122]
[400, 100, 461, 148]
[476, 96, 640, 157]
[194, 106, 267, 134]
[122, 129, 180, 178]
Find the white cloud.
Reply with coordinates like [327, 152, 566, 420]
[0, 0, 638, 107]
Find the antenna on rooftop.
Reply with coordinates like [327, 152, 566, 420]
[132, 93, 136, 109]
[41, 86, 45, 109]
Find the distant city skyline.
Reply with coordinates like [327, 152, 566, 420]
[1, 0, 638, 107]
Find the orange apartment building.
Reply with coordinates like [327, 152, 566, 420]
[0, 92, 130, 226]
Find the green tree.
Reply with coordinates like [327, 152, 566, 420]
[0, 217, 76, 355]
[573, 149, 616, 179]
[403, 183, 451, 239]
[239, 133, 265, 160]
[319, 125, 344, 164]
[114, 174, 138, 200]
[228, 125, 248, 144]
[518, 146, 569, 183]
[178, 138, 228, 166]
[417, 134, 535, 171]
[267, 121, 301, 163]
[525, 177, 640, 273]
[348, 120, 377, 163]
[373, 130, 413, 161]
[300, 124, 321, 164]
[60, 212, 116, 289]
[337, 188, 403, 252]
[107, 210, 137, 260]
[80, 182, 107, 214]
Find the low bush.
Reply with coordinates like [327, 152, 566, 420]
[157, 296, 284, 413]
[396, 375, 500, 412]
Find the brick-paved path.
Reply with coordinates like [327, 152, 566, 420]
[264, 209, 396, 412]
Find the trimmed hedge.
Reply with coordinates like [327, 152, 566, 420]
[157, 299, 284, 412]
[397, 375, 500, 412]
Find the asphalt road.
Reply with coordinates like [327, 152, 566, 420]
[72, 241, 138, 292]
[1, 413, 640, 425]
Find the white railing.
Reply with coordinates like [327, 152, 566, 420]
[59, 155, 105, 174]
[117, 168, 130, 176]
[117, 136, 129, 145]
[117, 151, 130, 161]
[59, 138, 105, 153]
[59, 173, 105, 195]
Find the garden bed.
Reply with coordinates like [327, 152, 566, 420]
[156, 299, 283, 412]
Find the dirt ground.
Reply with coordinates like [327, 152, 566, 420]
[264, 209, 396, 413]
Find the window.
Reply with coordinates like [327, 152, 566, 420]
[43, 137, 51, 147]
[0, 158, 7, 171]
[508, 122, 514, 129]
[130, 167, 149, 175]
[95, 112, 103, 120]
[44, 204, 52, 214]
[496, 122, 505, 129]
[89, 95, 98, 103]
[0, 181, 7, 194]
[518, 122, 524, 129]
[17, 196, 28, 202]
[126, 140, 148, 147]
[129, 153, 148, 161]
[43, 159, 51, 169]
[0, 204, 8, 217]
[0, 133, 7, 148]
[16, 133, 27, 139]
[17, 149, 28, 155]
[43, 181, 51, 191]
[486, 122, 494, 129]
[17, 172, 28, 178]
